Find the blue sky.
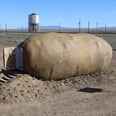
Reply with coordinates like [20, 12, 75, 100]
[0, 0, 116, 29]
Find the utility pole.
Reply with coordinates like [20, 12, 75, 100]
[5, 23, 7, 38]
[0, 24, 2, 31]
[5, 23, 7, 32]
[105, 24, 106, 33]
[78, 19, 81, 33]
[58, 21, 60, 33]
[96, 21, 98, 33]
[88, 21, 90, 33]
[22, 24, 23, 32]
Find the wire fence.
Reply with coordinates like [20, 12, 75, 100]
[0, 23, 116, 34]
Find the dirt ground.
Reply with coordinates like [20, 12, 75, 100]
[0, 52, 115, 116]
[0, 34, 116, 116]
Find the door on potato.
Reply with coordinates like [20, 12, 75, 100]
[3, 47, 23, 70]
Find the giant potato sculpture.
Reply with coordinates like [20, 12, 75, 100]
[19, 33, 112, 80]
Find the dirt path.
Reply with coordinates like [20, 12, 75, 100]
[0, 84, 116, 116]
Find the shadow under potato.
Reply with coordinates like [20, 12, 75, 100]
[78, 87, 103, 93]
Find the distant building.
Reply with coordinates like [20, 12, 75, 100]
[28, 13, 39, 32]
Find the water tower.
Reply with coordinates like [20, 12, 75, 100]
[28, 13, 39, 32]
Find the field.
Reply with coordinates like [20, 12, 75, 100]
[0, 32, 116, 48]
[0, 32, 116, 116]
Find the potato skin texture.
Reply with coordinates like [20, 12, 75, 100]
[20, 33, 112, 80]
